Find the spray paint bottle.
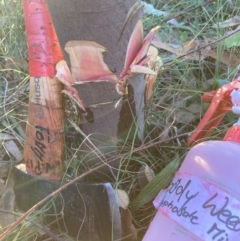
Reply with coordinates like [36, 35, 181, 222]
[143, 78, 240, 241]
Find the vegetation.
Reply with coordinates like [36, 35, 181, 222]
[0, 0, 240, 240]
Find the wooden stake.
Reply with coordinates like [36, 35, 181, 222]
[22, 0, 64, 180]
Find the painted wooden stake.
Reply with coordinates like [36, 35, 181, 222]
[22, 0, 64, 180]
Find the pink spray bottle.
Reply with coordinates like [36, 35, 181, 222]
[143, 78, 240, 241]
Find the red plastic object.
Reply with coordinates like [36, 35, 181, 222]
[188, 79, 240, 146]
[22, 0, 63, 76]
[223, 125, 240, 142]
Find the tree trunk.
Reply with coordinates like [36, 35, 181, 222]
[46, 0, 144, 181]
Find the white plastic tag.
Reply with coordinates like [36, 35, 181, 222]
[154, 172, 240, 241]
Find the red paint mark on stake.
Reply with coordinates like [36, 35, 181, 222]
[22, 0, 63, 76]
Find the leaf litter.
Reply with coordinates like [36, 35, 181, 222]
[1, 0, 240, 240]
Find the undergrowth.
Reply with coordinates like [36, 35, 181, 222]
[0, 0, 240, 240]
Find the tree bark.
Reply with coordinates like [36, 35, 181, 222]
[46, 0, 145, 181]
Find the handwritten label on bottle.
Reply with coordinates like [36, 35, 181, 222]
[154, 172, 240, 241]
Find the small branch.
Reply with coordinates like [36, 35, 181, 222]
[164, 28, 240, 65]
[0, 209, 66, 241]
[161, 0, 216, 24]
[145, 0, 216, 31]
[0, 132, 189, 240]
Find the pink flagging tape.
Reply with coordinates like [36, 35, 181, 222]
[154, 172, 240, 241]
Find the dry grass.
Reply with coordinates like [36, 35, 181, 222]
[0, 0, 240, 240]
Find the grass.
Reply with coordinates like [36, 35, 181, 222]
[1, 0, 240, 240]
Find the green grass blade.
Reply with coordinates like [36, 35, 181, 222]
[131, 155, 180, 213]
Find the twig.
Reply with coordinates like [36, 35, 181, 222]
[0, 209, 66, 241]
[118, 1, 144, 42]
[164, 28, 240, 65]
[145, 0, 216, 31]
[162, 0, 216, 23]
[0, 132, 189, 240]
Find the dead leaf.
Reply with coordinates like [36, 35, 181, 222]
[145, 165, 155, 182]
[212, 16, 240, 29]
[3, 140, 22, 162]
[151, 39, 178, 54]
[122, 209, 142, 241]
[16, 163, 27, 173]
[175, 102, 201, 124]
[147, 46, 159, 68]
[130, 65, 157, 75]
[145, 46, 163, 104]
[208, 49, 240, 66]
[115, 189, 129, 209]
[119, 1, 144, 41]
[152, 38, 240, 66]
[177, 40, 211, 61]
[152, 38, 211, 61]
[137, 164, 155, 189]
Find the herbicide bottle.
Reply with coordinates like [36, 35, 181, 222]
[143, 79, 240, 241]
